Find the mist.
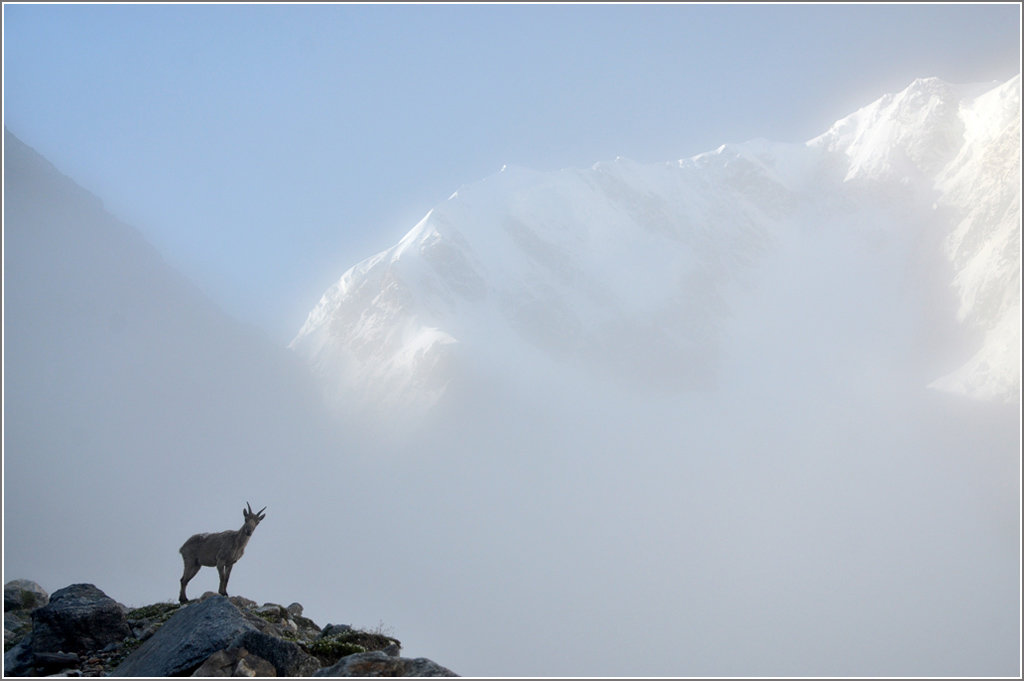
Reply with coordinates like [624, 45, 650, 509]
[3, 95, 1021, 681]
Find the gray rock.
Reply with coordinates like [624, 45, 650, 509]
[225, 595, 259, 610]
[4, 580, 49, 612]
[130, 622, 160, 642]
[286, 602, 303, 618]
[112, 596, 259, 677]
[312, 650, 458, 677]
[289, 613, 323, 642]
[190, 648, 235, 677]
[191, 646, 275, 677]
[319, 623, 353, 637]
[255, 603, 285, 618]
[33, 651, 80, 675]
[232, 628, 321, 676]
[31, 584, 131, 655]
[235, 654, 276, 677]
[4, 633, 35, 676]
[5, 612, 31, 645]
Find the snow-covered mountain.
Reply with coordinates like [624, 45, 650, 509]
[809, 76, 1021, 401]
[284, 80, 1021, 675]
[291, 75, 1021, 417]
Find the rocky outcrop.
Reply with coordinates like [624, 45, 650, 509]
[31, 584, 132, 655]
[113, 596, 259, 677]
[3, 580, 457, 677]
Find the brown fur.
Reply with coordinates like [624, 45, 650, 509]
[179, 503, 265, 603]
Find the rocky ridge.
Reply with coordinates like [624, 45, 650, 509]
[4, 581, 457, 677]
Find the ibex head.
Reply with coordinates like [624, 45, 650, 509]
[242, 502, 267, 536]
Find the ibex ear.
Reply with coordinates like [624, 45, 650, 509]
[256, 506, 267, 520]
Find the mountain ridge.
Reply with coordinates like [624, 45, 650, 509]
[291, 75, 1022, 418]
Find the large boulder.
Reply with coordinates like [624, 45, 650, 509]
[113, 596, 258, 677]
[4, 580, 49, 612]
[30, 583, 130, 654]
[312, 650, 459, 677]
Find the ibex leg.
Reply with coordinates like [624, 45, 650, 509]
[217, 561, 233, 597]
[179, 561, 201, 603]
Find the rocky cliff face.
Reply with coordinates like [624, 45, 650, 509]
[4, 581, 457, 677]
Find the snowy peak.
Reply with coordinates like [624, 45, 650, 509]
[809, 76, 1004, 183]
[292, 75, 1021, 416]
[929, 76, 1022, 400]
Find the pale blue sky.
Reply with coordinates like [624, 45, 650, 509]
[3, 3, 1020, 343]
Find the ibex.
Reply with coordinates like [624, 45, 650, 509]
[178, 503, 266, 604]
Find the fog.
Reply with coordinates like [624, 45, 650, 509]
[3, 127, 1020, 677]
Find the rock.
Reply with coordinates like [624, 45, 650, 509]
[312, 650, 458, 677]
[79, 655, 108, 677]
[227, 595, 259, 610]
[289, 614, 322, 642]
[256, 604, 285, 618]
[232, 629, 321, 676]
[33, 651, 80, 674]
[113, 596, 259, 677]
[235, 653, 277, 677]
[131, 622, 161, 642]
[192, 649, 236, 676]
[191, 647, 275, 677]
[320, 623, 353, 637]
[4, 633, 35, 676]
[4, 580, 49, 612]
[5, 612, 31, 645]
[30, 584, 131, 655]
[286, 603, 303, 618]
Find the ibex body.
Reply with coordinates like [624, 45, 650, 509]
[179, 503, 266, 604]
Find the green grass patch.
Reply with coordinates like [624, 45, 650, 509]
[126, 601, 181, 622]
